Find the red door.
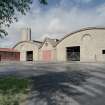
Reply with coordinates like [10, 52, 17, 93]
[42, 50, 52, 61]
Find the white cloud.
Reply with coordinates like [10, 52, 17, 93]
[97, 3, 105, 16]
[48, 18, 66, 33]
[1, 1, 105, 47]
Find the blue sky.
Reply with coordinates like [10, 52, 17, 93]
[1, 0, 105, 47]
[39, 0, 105, 10]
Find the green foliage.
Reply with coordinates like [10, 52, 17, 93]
[0, 0, 48, 38]
[0, 94, 19, 105]
[0, 76, 29, 94]
[0, 0, 32, 38]
[39, 0, 48, 5]
[0, 29, 8, 38]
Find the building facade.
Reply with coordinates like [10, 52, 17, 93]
[0, 48, 20, 61]
[56, 27, 105, 62]
[13, 27, 105, 62]
[13, 41, 41, 61]
[39, 38, 58, 62]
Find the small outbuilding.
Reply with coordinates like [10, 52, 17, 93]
[13, 28, 42, 61]
[13, 41, 42, 61]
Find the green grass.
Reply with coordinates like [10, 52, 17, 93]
[0, 76, 29, 105]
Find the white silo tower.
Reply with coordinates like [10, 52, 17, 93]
[21, 28, 31, 41]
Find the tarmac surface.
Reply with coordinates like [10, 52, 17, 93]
[0, 62, 105, 105]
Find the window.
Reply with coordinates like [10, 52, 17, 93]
[102, 50, 105, 54]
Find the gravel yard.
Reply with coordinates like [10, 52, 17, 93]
[0, 62, 105, 105]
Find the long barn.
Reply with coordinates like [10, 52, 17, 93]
[12, 27, 105, 62]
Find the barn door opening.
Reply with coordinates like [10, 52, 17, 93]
[0, 55, 1, 61]
[26, 51, 33, 61]
[66, 46, 80, 61]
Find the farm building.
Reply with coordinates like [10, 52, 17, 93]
[13, 28, 42, 61]
[12, 27, 105, 62]
[39, 38, 59, 62]
[0, 48, 20, 61]
[56, 27, 105, 62]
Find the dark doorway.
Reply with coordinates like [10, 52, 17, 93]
[66, 46, 80, 61]
[26, 51, 33, 61]
[0, 55, 1, 61]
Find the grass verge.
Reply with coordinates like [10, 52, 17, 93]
[0, 76, 29, 105]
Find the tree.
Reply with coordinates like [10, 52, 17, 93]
[40, 0, 48, 4]
[0, 0, 48, 38]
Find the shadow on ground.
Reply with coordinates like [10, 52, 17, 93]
[28, 70, 90, 105]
